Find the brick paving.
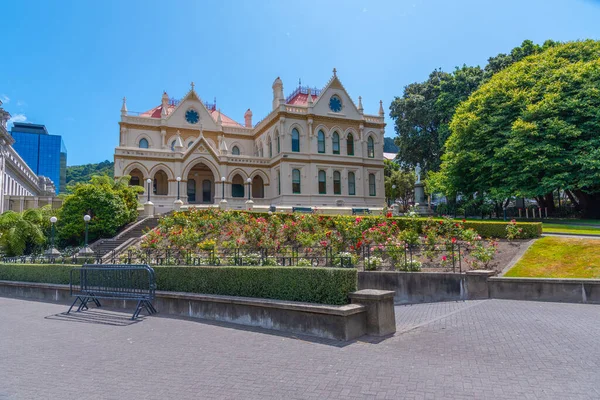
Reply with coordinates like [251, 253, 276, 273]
[1, 297, 599, 399]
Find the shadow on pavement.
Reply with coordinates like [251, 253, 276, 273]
[45, 310, 142, 327]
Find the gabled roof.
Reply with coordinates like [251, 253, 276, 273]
[139, 103, 243, 127]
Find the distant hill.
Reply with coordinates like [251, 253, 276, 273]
[66, 160, 114, 186]
[384, 137, 399, 153]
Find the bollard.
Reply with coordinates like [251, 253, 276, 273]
[545, 207, 548, 218]
[526, 208, 529, 219]
[518, 208, 522, 218]
[532, 208, 536, 219]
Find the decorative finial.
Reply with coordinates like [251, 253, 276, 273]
[358, 96, 363, 113]
[199, 123, 204, 138]
[217, 108, 222, 126]
[307, 88, 313, 106]
[299, 78, 302, 87]
[191, 81, 195, 91]
[333, 68, 337, 77]
[121, 97, 128, 114]
[379, 100, 384, 117]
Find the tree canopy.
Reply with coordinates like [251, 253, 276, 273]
[434, 40, 600, 217]
[390, 40, 558, 174]
[58, 175, 142, 245]
[66, 160, 114, 188]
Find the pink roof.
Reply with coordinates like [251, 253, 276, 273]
[287, 93, 312, 105]
[139, 104, 243, 127]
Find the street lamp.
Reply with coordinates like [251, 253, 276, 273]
[391, 184, 396, 206]
[78, 214, 94, 256]
[176, 176, 181, 201]
[221, 176, 226, 199]
[45, 216, 60, 257]
[146, 178, 152, 202]
[246, 177, 252, 200]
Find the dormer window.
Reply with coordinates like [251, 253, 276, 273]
[139, 138, 149, 149]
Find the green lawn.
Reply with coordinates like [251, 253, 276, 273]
[542, 223, 600, 236]
[505, 237, 600, 278]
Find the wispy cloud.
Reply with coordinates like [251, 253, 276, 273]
[16, 100, 26, 107]
[0, 94, 9, 104]
[7, 113, 27, 127]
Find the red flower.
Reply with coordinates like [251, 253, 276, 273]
[439, 221, 443, 225]
[320, 241, 328, 247]
[462, 219, 466, 223]
[386, 212, 392, 218]
[442, 255, 447, 261]
[451, 237, 457, 244]
[455, 223, 459, 227]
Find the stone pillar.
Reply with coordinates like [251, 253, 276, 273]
[349, 289, 396, 336]
[414, 182, 433, 216]
[144, 201, 155, 217]
[465, 270, 496, 300]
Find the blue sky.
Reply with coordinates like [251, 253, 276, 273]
[1, 0, 599, 165]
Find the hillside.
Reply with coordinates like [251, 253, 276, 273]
[384, 137, 399, 153]
[66, 160, 114, 186]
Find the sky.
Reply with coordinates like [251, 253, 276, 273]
[1, 0, 599, 166]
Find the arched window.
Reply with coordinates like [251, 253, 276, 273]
[369, 173, 376, 196]
[291, 128, 300, 152]
[348, 172, 356, 195]
[232, 146, 240, 155]
[232, 175, 244, 198]
[332, 132, 340, 154]
[277, 170, 281, 195]
[171, 140, 177, 151]
[318, 170, 326, 194]
[153, 170, 168, 195]
[276, 134, 280, 153]
[259, 145, 264, 158]
[367, 136, 375, 158]
[333, 171, 341, 195]
[268, 137, 272, 158]
[292, 169, 301, 194]
[347, 133, 354, 156]
[139, 138, 149, 149]
[318, 130, 325, 153]
[187, 141, 194, 148]
[252, 175, 264, 198]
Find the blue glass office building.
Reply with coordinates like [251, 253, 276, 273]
[10, 123, 67, 194]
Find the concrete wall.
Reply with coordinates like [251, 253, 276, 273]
[0, 280, 369, 341]
[488, 277, 600, 304]
[358, 271, 493, 304]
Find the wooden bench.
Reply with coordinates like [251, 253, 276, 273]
[292, 207, 313, 214]
[68, 264, 157, 320]
[352, 208, 371, 216]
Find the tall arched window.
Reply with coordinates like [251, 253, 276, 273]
[292, 169, 301, 193]
[276, 133, 280, 153]
[367, 136, 375, 158]
[369, 173, 376, 196]
[232, 175, 244, 198]
[318, 130, 325, 153]
[318, 170, 326, 194]
[232, 146, 240, 155]
[333, 171, 341, 195]
[277, 170, 281, 195]
[348, 172, 356, 195]
[153, 170, 168, 195]
[268, 137, 272, 158]
[291, 128, 300, 152]
[332, 132, 340, 154]
[346, 133, 354, 156]
[139, 138, 149, 149]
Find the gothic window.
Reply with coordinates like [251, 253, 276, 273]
[139, 138, 149, 149]
[333, 171, 341, 195]
[369, 173, 376, 196]
[332, 132, 340, 154]
[292, 128, 300, 152]
[348, 172, 356, 195]
[347, 133, 354, 156]
[318, 170, 326, 194]
[367, 136, 375, 158]
[292, 169, 301, 193]
[232, 146, 240, 155]
[318, 130, 325, 153]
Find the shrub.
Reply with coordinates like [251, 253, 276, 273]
[397, 260, 422, 272]
[364, 256, 383, 271]
[0, 264, 357, 305]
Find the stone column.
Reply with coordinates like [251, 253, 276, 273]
[349, 289, 396, 336]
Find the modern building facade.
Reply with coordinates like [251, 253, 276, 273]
[10, 122, 67, 194]
[114, 70, 386, 212]
[0, 101, 59, 213]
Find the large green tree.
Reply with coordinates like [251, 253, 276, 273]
[0, 209, 46, 256]
[390, 40, 558, 174]
[58, 175, 143, 245]
[435, 40, 600, 218]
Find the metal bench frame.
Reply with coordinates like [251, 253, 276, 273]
[68, 264, 157, 320]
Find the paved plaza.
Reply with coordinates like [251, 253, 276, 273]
[1, 297, 599, 399]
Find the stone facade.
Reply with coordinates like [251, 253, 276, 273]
[0, 101, 58, 213]
[114, 70, 386, 212]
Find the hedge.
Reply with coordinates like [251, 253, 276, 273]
[0, 264, 357, 305]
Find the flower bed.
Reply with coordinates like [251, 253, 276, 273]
[133, 210, 537, 271]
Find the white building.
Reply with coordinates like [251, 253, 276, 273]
[0, 101, 58, 213]
[114, 70, 386, 213]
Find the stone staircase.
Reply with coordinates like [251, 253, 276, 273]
[90, 216, 160, 259]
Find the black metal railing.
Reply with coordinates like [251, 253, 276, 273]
[0, 242, 466, 272]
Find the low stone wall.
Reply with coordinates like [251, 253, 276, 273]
[488, 277, 600, 304]
[358, 270, 494, 304]
[0, 281, 396, 341]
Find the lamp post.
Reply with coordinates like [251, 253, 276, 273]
[45, 216, 60, 257]
[174, 176, 183, 210]
[144, 178, 155, 216]
[391, 184, 396, 206]
[219, 176, 228, 210]
[245, 177, 254, 211]
[77, 214, 94, 256]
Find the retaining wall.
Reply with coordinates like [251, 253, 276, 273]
[488, 277, 600, 304]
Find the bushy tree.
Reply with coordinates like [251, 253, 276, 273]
[385, 170, 416, 209]
[435, 40, 600, 218]
[58, 175, 143, 245]
[0, 209, 46, 256]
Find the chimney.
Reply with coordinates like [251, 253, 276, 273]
[244, 109, 253, 128]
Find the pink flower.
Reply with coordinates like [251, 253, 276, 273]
[442, 255, 447, 261]
[451, 237, 457, 244]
